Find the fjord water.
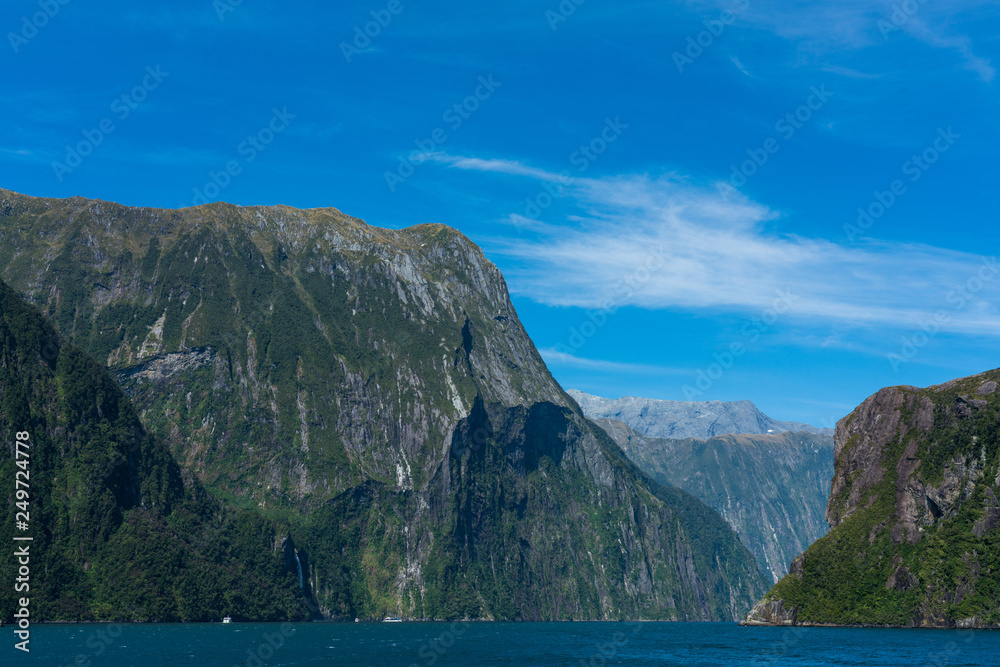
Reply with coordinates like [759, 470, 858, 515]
[18, 622, 999, 666]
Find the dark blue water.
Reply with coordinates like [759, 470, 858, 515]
[8, 621, 997, 666]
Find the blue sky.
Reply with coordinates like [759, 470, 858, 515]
[3, 0, 1000, 426]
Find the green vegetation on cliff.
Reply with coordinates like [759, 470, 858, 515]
[0, 189, 768, 621]
[594, 418, 834, 582]
[0, 280, 308, 622]
[300, 400, 765, 621]
[745, 371, 1000, 628]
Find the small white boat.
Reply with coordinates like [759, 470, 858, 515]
[382, 616, 402, 623]
[222, 616, 232, 624]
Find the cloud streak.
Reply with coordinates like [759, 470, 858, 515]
[688, 0, 995, 82]
[428, 154, 567, 182]
[539, 348, 690, 375]
[437, 156, 1000, 336]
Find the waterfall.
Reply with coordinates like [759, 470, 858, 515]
[294, 551, 305, 590]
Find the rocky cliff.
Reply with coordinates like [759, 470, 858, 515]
[594, 419, 834, 582]
[0, 280, 309, 622]
[569, 390, 831, 440]
[743, 370, 1000, 628]
[0, 188, 768, 621]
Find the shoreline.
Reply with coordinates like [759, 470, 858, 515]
[10, 618, 999, 629]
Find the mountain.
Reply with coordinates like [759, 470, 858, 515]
[0, 280, 309, 622]
[743, 370, 1000, 628]
[568, 390, 832, 440]
[594, 419, 834, 582]
[0, 188, 768, 621]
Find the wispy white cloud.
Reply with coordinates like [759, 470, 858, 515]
[817, 65, 884, 80]
[0, 147, 36, 159]
[899, 15, 995, 82]
[730, 55, 752, 77]
[690, 0, 995, 83]
[539, 348, 689, 375]
[435, 155, 1000, 336]
[0, 146, 52, 166]
[428, 154, 567, 182]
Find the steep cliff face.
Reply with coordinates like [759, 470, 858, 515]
[594, 418, 833, 582]
[0, 189, 768, 621]
[2, 189, 556, 507]
[744, 371, 1000, 628]
[0, 281, 308, 622]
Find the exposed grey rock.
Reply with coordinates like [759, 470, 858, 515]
[743, 369, 1000, 629]
[886, 561, 917, 591]
[973, 488, 1000, 538]
[568, 390, 831, 440]
[740, 598, 797, 626]
[112, 346, 216, 393]
[955, 395, 987, 418]
[788, 553, 806, 580]
[594, 417, 834, 582]
[976, 381, 997, 395]
[0, 187, 769, 622]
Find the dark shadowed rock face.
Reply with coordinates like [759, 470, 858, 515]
[593, 419, 834, 583]
[0, 188, 768, 622]
[743, 370, 1000, 628]
[569, 390, 831, 440]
